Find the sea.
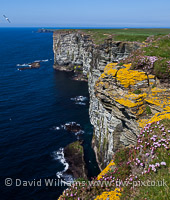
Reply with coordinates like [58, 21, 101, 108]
[0, 28, 100, 200]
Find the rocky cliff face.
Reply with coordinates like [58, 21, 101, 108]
[53, 31, 93, 80]
[53, 31, 140, 170]
[94, 62, 170, 170]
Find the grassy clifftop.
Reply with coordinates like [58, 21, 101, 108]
[123, 34, 170, 82]
[81, 28, 170, 44]
[52, 28, 170, 44]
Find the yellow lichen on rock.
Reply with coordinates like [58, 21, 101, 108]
[100, 62, 148, 88]
[151, 87, 166, 93]
[114, 93, 147, 117]
[137, 119, 148, 128]
[104, 63, 118, 72]
[126, 93, 147, 100]
[98, 63, 149, 89]
[145, 95, 167, 107]
[137, 105, 146, 115]
[145, 87, 170, 109]
[115, 97, 143, 108]
[122, 63, 131, 70]
[107, 68, 117, 77]
[164, 106, 170, 111]
[138, 111, 170, 128]
[116, 68, 148, 88]
[94, 188, 121, 200]
[96, 63, 170, 128]
[97, 160, 115, 180]
[99, 63, 118, 79]
[148, 75, 155, 79]
[137, 88, 170, 127]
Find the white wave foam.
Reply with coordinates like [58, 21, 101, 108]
[62, 174, 74, 182]
[71, 96, 88, 106]
[50, 126, 60, 131]
[34, 59, 49, 62]
[71, 96, 88, 102]
[16, 64, 31, 67]
[75, 102, 86, 106]
[17, 59, 49, 68]
[75, 130, 84, 135]
[50, 122, 84, 139]
[42, 59, 49, 62]
[52, 148, 69, 178]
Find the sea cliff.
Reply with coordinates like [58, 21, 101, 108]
[53, 30, 170, 200]
[53, 30, 140, 169]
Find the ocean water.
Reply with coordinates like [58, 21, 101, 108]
[0, 28, 100, 200]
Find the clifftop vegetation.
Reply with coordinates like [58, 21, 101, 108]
[52, 28, 170, 44]
[81, 29, 170, 44]
[58, 119, 170, 200]
[123, 34, 170, 82]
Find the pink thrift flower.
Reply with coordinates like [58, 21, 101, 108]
[161, 162, 166, 166]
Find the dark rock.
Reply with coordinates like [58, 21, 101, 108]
[64, 141, 87, 179]
[18, 62, 40, 70]
[31, 62, 40, 68]
[53, 64, 73, 72]
[64, 122, 81, 133]
[18, 67, 32, 71]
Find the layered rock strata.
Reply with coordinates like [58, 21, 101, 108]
[94, 63, 170, 169]
[53, 31, 140, 170]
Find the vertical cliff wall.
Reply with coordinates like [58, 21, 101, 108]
[53, 31, 140, 170]
[53, 31, 93, 80]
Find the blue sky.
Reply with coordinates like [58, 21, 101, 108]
[0, 0, 170, 27]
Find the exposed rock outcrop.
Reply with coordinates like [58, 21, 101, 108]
[94, 63, 170, 169]
[64, 141, 87, 179]
[18, 62, 40, 70]
[64, 122, 81, 133]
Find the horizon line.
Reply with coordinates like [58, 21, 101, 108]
[1, 27, 170, 29]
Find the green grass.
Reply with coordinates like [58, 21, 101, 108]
[142, 36, 170, 79]
[123, 34, 170, 80]
[133, 89, 142, 94]
[67, 141, 83, 153]
[144, 37, 170, 58]
[52, 28, 170, 44]
[132, 151, 170, 200]
[81, 29, 170, 44]
[154, 58, 170, 78]
[146, 105, 152, 115]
